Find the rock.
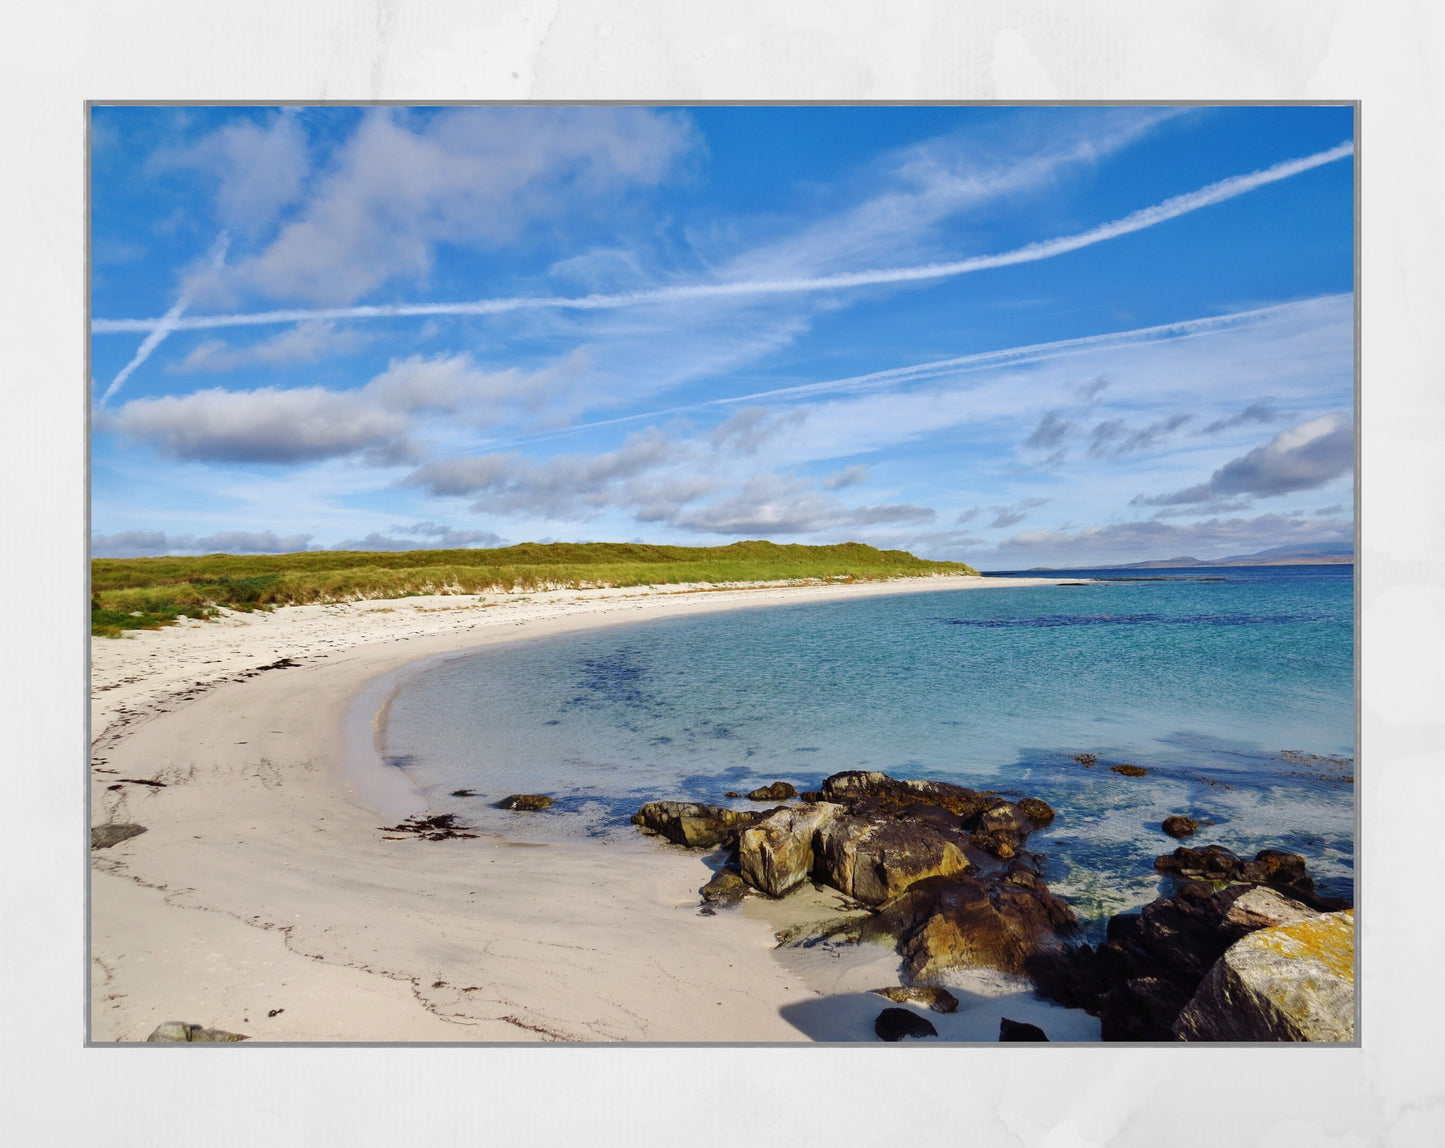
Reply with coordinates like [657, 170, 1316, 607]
[968, 829, 1021, 860]
[1016, 797, 1055, 827]
[737, 802, 844, 897]
[814, 816, 970, 906]
[450, 788, 478, 797]
[1154, 843, 1245, 881]
[998, 1017, 1049, 1041]
[1162, 815, 1199, 838]
[978, 801, 1031, 836]
[700, 868, 750, 906]
[631, 801, 762, 849]
[1029, 874, 1336, 1041]
[774, 916, 864, 949]
[1073, 753, 1098, 767]
[873, 985, 959, 1013]
[1110, 764, 1148, 777]
[820, 771, 989, 821]
[874, 1007, 938, 1041]
[495, 794, 553, 811]
[1173, 911, 1354, 1042]
[863, 873, 1078, 980]
[91, 823, 146, 849]
[747, 781, 797, 801]
[146, 1021, 248, 1042]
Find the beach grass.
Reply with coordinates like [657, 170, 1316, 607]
[91, 540, 978, 637]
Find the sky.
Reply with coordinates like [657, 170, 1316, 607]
[89, 104, 1355, 569]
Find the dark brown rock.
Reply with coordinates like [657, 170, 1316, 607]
[968, 829, 1021, 860]
[1110, 764, 1148, 777]
[495, 794, 553, 811]
[874, 1007, 938, 1041]
[999, 1017, 1049, 1041]
[863, 873, 1078, 980]
[1017, 797, 1055, 827]
[700, 868, 750, 906]
[91, 823, 147, 849]
[632, 801, 764, 849]
[873, 985, 959, 1013]
[1162, 815, 1199, 838]
[814, 815, 970, 905]
[747, 781, 797, 801]
[978, 801, 1031, 836]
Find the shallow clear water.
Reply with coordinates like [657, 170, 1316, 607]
[383, 566, 1354, 930]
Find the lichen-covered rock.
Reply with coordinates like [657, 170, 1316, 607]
[146, 1021, 249, 1042]
[700, 868, 750, 906]
[1173, 911, 1355, 1042]
[495, 794, 553, 811]
[737, 802, 844, 897]
[873, 985, 959, 1013]
[1016, 798, 1055, 828]
[631, 801, 762, 849]
[91, 823, 147, 849]
[1162, 815, 1199, 838]
[863, 874, 1078, 981]
[814, 816, 969, 905]
[747, 781, 797, 801]
[968, 829, 1021, 860]
[874, 1007, 937, 1041]
[999, 1017, 1049, 1041]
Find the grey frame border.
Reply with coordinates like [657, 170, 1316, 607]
[84, 98, 1362, 1048]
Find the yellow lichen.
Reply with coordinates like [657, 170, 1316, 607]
[1253, 910, 1354, 982]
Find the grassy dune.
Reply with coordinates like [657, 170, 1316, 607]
[91, 540, 979, 637]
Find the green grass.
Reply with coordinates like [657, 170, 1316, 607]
[90, 540, 979, 638]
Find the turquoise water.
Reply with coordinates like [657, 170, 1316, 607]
[383, 566, 1354, 928]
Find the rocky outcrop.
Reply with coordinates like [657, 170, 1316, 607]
[737, 802, 844, 897]
[495, 794, 553, 811]
[146, 1021, 248, 1042]
[863, 870, 1078, 981]
[631, 801, 771, 849]
[1162, 815, 1199, 838]
[873, 985, 959, 1013]
[91, 823, 146, 849]
[1028, 875, 1338, 1041]
[1173, 910, 1355, 1042]
[747, 781, 797, 801]
[874, 1007, 937, 1041]
[999, 1018, 1049, 1041]
[1110, 764, 1148, 777]
[1154, 845, 1342, 910]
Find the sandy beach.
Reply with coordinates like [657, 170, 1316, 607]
[89, 574, 1071, 1043]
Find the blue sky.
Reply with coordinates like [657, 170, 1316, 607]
[89, 104, 1354, 568]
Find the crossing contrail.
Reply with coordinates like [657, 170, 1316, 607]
[98, 232, 230, 404]
[91, 140, 1352, 358]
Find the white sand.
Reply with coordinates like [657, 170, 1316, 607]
[89, 575, 1071, 1043]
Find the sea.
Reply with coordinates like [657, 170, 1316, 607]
[380, 565, 1355, 936]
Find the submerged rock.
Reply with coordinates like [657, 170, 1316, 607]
[747, 781, 797, 801]
[1162, 815, 1199, 839]
[1173, 910, 1355, 1042]
[874, 1007, 937, 1041]
[873, 985, 959, 1013]
[146, 1021, 248, 1043]
[998, 1017, 1049, 1041]
[1110, 764, 1148, 778]
[91, 823, 147, 849]
[495, 794, 553, 811]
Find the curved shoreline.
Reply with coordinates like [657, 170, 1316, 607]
[90, 574, 1073, 1043]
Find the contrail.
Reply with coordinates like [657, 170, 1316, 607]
[481, 293, 1351, 450]
[98, 232, 230, 404]
[92, 142, 1353, 338]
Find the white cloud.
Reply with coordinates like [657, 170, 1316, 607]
[1136, 412, 1353, 505]
[91, 529, 313, 557]
[171, 321, 368, 372]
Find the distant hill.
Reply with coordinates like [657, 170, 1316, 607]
[1020, 541, 1353, 572]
